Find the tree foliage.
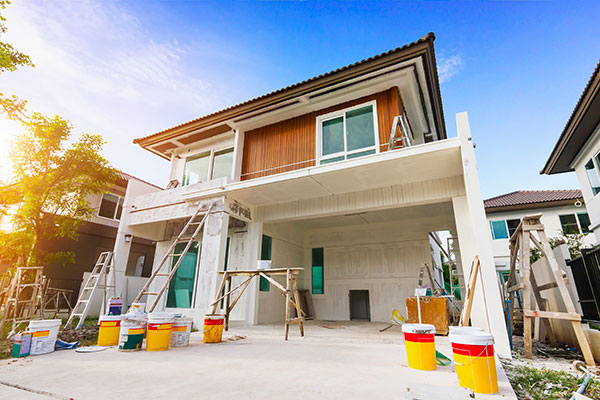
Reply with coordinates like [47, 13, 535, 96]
[0, 0, 33, 121]
[0, 113, 119, 266]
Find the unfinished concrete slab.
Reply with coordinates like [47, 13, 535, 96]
[0, 322, 517, 399]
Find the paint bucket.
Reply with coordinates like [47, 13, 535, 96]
[449, 331, 498, 394]
[146, 313, 174, 351]
[11, 332, 32, 358]
[97, 315, 122, 346]
[402, 323, 436, 371]
[28, 319, 61, 355]
[203, 315, 224, 343]
[449, 326, 485, 335]
[108, 298, 123, 315]
[170, 316, 193, 347]
[118, 317, 146, 352]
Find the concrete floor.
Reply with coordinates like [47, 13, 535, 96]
[0, 321, 517, 399]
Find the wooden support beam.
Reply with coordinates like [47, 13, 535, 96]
[536, 282, 558, 291]
[523, 310, 581, 321]
[258, 272, 288, 295]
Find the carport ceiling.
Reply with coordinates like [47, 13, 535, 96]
[287, 201, 454, 230]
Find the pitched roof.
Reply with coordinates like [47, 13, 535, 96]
[133, 33, 446, 158]
[117, 171, 162, 190]
[542, 59, 600, 175]
[484, 190, 583, 209]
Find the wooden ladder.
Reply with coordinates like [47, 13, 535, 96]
[131, 202, 215, 313]
[65, 251, 115, 329]
[508, 214, 596, 366]
[388, 114, 413, 150]
[0, 266, 45, 337]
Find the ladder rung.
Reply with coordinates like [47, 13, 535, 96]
[168, 253, 183, 257]
[154, 273, 170, 277]
[143, 292, 159, 296]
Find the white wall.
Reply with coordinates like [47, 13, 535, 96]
[573, 124, 600, 240]
[486, 205, 597, 269]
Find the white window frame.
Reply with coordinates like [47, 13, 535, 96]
[183, 146, 234, 186]
[586, 153, 600, 197]
[315, 100, 380, 165]
[97, 193, 124, 220]
[559, 213, 591, 235]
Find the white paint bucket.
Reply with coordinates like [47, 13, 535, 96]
[170, 316, 193, 347]
[28, 319, 61, 355]
[130, 302, 145, 315]
[449, 326, 485, 335]
[119, 317, 146, 352]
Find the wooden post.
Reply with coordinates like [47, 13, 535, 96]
[459, 256, 480, 326]
[520, 228, 532, 359]
[284, 269, 291, 340]
[225, 275, 232, 331]
[292, 273, 304, 337]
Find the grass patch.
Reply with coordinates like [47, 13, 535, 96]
[505, 364, 600, 400]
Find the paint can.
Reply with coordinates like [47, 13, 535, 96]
[203, 315, 224, 343]
[449, 330, 498, 394]
[28, 319, 61, 355]
[402, 323, 436, 371]
[97, 315, 122, 346]
[108, 298, 123, 315]
[129, 302, 146, 315]
[118, 317, 146, 352]
[170, 315, 193, 347]
[146, 312, 174, 351]
[11, 332, 32, 358]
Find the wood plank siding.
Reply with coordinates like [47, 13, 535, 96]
[241, 87, 403, 180]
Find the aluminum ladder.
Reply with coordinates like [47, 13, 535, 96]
[131, 202, 215, 313]
[388, 114, 414, 150]
[0, 266, 45, 337]
[65, 251, 115, 329]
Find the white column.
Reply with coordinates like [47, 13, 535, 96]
[455, 112, 511, 358]
[244, 221, 263, 325]
[232, 129, 245, 182]
[194, 211, 230, 317]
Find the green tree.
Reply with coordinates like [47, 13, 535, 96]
[0, 113, 119, 266]
[0, 0, 34, 121]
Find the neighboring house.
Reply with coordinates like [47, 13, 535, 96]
[543, 60, 600, 240]
[484, 190, 596, 279]
[113, 33, 511, 357]
[0, 172, 158, 304]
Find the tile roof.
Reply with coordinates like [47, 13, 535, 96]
[484, 190, 583, 209]
[117, 171, 162, 190]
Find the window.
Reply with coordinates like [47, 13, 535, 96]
[559, 214, 580, 234]
[490, 220, 509, 240]
[182, 147, 234, 186]
[312, 248, 324, 295]
[506, 219, 520, 238]
[585, 159, 600, 196]
[166, 242, 199, 308]
[318, 102, 377, 165]
[259, 235, 272, 292]
[577, 212, 592, 233]
[98, 193, 123, 220]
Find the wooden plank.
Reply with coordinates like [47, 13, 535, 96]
[225, 276, 232, 331]
[507, 284, 523, 293]
[227, 277, 253, 315]
[258, 272, 288, 295]
[210, 275, 255, 307]
[218, 268, 303, 275]
[536, 282, 558, 291]
[459, 256, 479, 326]
[211, 272, 228, 314]
[523, 310, 581, 320]
[292, 276, 304, 337]
[284, 269, 291, 340]
[529, 272, 556, 346]
[521, 229, 533, 359]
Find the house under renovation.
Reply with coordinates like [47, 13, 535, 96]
[112, 33, 511, 357]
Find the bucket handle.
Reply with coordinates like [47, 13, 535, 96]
[453, 346, 490, 367]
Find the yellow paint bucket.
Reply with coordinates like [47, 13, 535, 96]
[97, 315, 122, 346]
[402, 323, 436, 371]
[146, 313, 174, 351]
[203, 315, 224, 343]
[449, 330, 498, 394]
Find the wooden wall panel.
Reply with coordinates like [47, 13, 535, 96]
[241, 87, 403, 180]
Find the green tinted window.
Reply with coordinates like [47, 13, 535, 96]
[586, 159, 600, 195]
[490, 220, 508, 240]
[166, 242, 199, 308]
[322, 117, 344, 156]
[560, 214, 580, 235]
[312, 248, 324, 295]
[259, 235, 272, 292]
[345, 105, 375, 151]
[578, 213, 592, 233]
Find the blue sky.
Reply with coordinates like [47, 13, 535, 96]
[2, 1, 599, 198]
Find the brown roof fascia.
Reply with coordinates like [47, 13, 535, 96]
[542, 60, 600, 175]
[485, 198, 582, 214]
[134, 33, 444, 152]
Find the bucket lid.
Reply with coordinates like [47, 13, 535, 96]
[173, 315, 193, 322]
[449, 331, 494, 346]
[401, 323, 436, 334]
[148, 312, 174, 323]
[449, 326, 485, 334]
[205, 314, 224, 321]
[28, 319, 62, 328]
[99, 314, 123, 322]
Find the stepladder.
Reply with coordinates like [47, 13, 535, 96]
[130, 202, 215, 313]
[508, 214, 596, 366]
[65, 251, 115, 329]
[0, 266, 45, 337]
[388, 113, 413, 150]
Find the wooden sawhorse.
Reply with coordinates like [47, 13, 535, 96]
[210, 268, 305, 340]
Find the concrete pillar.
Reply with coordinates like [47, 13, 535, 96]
[194, 211, 230, 316]
[455, 112, 511, 358]
[244, 221, 263, 325]
[232, 129, 245, 182]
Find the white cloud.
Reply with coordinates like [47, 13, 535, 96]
[437, 54, 463, 83]
[0, 0, 237, 185]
